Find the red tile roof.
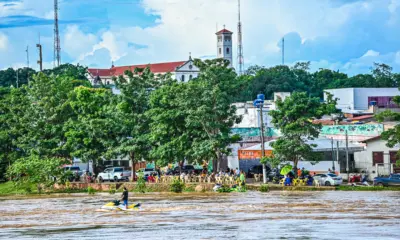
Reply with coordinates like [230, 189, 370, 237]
[88, 61, 186, 77]
[216, 28, 233, 34]
[348, 115, 374, 121]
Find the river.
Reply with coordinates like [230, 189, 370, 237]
[0, 191, 399, 239]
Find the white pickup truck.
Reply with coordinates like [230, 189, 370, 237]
[97, 167, 131, 182]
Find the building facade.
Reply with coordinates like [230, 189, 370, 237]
[354, 136, 400, 178]
[324, 88, 400, 113]
[87, 57, 200, 85]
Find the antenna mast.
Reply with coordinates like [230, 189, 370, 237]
[54, 0, 61, 67]
[237, 0, 244, 75]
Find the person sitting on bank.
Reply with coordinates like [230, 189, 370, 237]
[284, 175, 292, 186]
[306, 175, 314, 186]
[121, 186, 129, 209]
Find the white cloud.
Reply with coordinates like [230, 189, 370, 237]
[0, 33, 8, 51]
[362, 50, 380, 57]
[63, 25, 98, 61]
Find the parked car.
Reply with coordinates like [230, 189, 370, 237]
[172, 165, 202, 175]
[63, 166, 83, 175]
[97, 167, 131, 182]
[313, 173, 343, 186]
[247, 165, 271, 178]
[374, 174, 400, 187]
[268, 168, 284, 181]
[137, 168, 158, 177]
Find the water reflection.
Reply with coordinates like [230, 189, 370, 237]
[0, 191, 399, 239]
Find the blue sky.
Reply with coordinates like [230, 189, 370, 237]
[1, 0, 400, 75]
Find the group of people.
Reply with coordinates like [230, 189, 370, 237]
[284, 167, 315, 186]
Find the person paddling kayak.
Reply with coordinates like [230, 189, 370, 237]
[121, 187, 128, 209]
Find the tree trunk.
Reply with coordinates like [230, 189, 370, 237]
[293, 158, 299, 177]
[130, 152, 136, 182]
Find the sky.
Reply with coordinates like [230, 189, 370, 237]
[1, 0, 400, 75]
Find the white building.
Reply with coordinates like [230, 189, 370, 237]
[87, 27, 236, 85]
[324, 88, 400, 114]
[87, 56, 200, 85]
[216, 28, 233, 67]
[354, 136, 400, 178]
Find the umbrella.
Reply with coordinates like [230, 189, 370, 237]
[280, 165, 293, 175]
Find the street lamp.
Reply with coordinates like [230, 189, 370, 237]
[253, 94, 267, 184]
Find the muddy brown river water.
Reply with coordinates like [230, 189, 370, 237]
[0, 191, 399, 239]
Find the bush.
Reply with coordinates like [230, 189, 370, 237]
[184, 185, 195, 192]
[170, 178, 185, 193]
[136, 174, 146, 193]
[109, 184, 116, 194]
[87, 186, 96, 195]
[259, 184, 269, 192]
[217, 185, 232, 193]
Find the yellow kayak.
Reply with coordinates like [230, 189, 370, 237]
[100, 201, 141, 211]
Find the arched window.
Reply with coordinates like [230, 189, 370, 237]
[181, 75, 185, 82]
[189, 75, 193, 80]
[226, 47, 230, 54]
[219, 48, 221, 54]
[106, 81, 110, 85]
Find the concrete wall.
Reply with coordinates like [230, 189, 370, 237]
[233, 102, 274, 128]
[325, 88, 400, 111]
[325, 88, 354, 110]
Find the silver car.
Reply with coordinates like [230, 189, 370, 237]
[314, 173, 343, 186]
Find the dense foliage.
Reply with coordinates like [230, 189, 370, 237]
[234, 62, 400, 100]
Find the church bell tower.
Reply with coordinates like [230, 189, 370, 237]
[216, 26, 233, 67]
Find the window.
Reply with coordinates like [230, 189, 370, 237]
[225, 36, 231, 42]
[189, 75, 193, 80]
[181, 75, 185, 82]
[106, 81, 110, 85]
[219, 48, 222, 54]
[390, 151, 399, 164]
[189, 64, 193, 69]
[226, 47, 230, 54]
[218, 36, 222, 42]
[372, 152, 384, 165]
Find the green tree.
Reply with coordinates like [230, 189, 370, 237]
[7, 155, 67, 193]
[0, 67, 36, 87]
[64, 86, 117, 172]
[111, 67, 160, 181]
[185, 59, 242, 172]
[148, 79, 193, 168]
[269, 92, 338, 175]
[43, 63, 89, 81]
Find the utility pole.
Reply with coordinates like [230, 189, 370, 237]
[336, 140, 339, 172]
[26, 46, 29, 68]
[331, 138, 335, 172]
[282, 37, 285, 65]
[345, 130, 349, 181]
[36, 38, 43, 71]
[54, 0, 61, 67]
[254, 94, 267, 184]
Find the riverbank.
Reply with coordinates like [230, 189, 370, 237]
[1, 181, 400, 196]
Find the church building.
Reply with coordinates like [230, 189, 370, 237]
[87, 28, 233, 85]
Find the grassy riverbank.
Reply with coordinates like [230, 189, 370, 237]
[1, 181, 400, 196]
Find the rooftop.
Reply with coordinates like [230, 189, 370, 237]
[88, 61, 187, 77]
[216, 28, 233, 35]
